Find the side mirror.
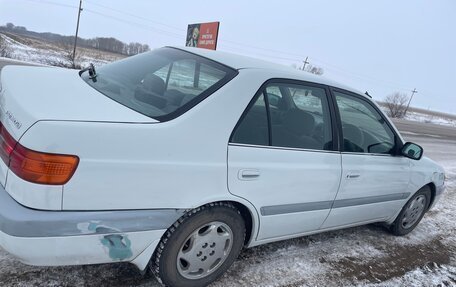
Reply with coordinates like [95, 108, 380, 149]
[401, 142, 423, 160]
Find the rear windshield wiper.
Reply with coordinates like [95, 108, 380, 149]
[79, 63, 97, 82]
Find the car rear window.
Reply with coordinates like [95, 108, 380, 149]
[81, 47, 237, 121]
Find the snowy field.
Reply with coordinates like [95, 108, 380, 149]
[0, 135, 454, 286]
[1, 33, 123, 67]
[404, 111, 456, 128]
[377, 105, 456, 129]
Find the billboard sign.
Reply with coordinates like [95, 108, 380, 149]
[186, 22, 220, 50]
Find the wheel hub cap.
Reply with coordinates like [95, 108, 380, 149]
[177, 221, 233, 280]
[401, 195, 426, 229]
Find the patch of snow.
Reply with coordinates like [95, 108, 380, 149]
[361, 263, 456, 287]
[379, 105, 456, 128]
[405, 111, 456, 127]
[400, 131, 443, 138]
[0, 56, 46, 66]
[1, 33, 122, 68]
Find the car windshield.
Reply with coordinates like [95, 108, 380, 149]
[81, 47, 237, 121]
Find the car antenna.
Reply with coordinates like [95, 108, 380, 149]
[364, 91, 372, 98]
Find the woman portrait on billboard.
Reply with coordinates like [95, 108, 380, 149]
[186, 24, 200, 47]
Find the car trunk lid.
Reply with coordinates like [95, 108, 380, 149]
[0, 65, 155, 140]
[0, 65, 155, 187]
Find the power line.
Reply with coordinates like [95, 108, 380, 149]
[21, 0, 78, 9]
[84, 0, 183, 33]
[82, 0, 378, 82]
[83, 0, 354, 77]
[17, 0, 417, 95]
[218, 43, 412, 92]
[17, 0, 185, 40]
[83, 8, 185, 39]
[220, 40, 414, 91]
[83, 0, 323, 63]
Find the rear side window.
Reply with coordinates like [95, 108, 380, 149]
[81, 48, 237, 121]
[269, 83, 332, 150]
[231, 94, 269, 146]
[231, 81, 333, 151]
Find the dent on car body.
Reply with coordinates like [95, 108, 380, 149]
[101, 234, 133, 261]
[81, 222, 133, 261]
[0, 184, 185, 238]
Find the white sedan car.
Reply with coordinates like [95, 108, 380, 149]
[0, 47, 445, 287]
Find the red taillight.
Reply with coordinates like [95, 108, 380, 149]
[0, 122, 79, 185]
[0, 122, 17, 164]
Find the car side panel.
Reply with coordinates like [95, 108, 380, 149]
[228, 145, 342, 240]
[322, 154, 411, 228]
[15, 69, 270, 211]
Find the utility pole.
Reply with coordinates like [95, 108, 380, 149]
[301, 56, 309, 71]
[404, 88, 418, 116]
[72, 0, 83, 66]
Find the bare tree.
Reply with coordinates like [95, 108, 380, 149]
[53, 41, 83, 69]
[306, 64, 324, 75]
[384, 92, 409, 118]
[294, 62, 324, 75]
[41, 42, 83, 69]
[0, 34, 12, 58]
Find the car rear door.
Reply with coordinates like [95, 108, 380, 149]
[321, 89, 411, 229]
[228, 80, 342, 241]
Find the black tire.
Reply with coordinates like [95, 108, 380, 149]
[151, 202, 245, 287]
[390, 186, 431, 236]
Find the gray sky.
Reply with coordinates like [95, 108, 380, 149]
[1, 0, 455, 113]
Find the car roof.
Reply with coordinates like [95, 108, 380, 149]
[172, 46, 367, 98]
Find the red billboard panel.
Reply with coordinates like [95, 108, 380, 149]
[186, 22, 220, 50]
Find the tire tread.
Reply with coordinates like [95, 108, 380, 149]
[150, 202, 243, 286]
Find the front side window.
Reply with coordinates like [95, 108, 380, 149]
[81, 47, 236, 121]
[231, 81, 333, 151]
[335, 91, 396, 154]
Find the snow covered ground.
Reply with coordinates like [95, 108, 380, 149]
[404, 111, 456, 128]
[0, 134, 454, 286]
[377, 104, 456, 129]
[1, 33, 123, 68]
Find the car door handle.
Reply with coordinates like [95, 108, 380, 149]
[238, 169, 260, 180]
[346, 173, 361, 179]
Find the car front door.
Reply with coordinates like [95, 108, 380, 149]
[321, 89, 411, 229]
[228, 80, 342, 241]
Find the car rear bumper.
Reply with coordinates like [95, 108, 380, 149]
[0, 184, 184, 269]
